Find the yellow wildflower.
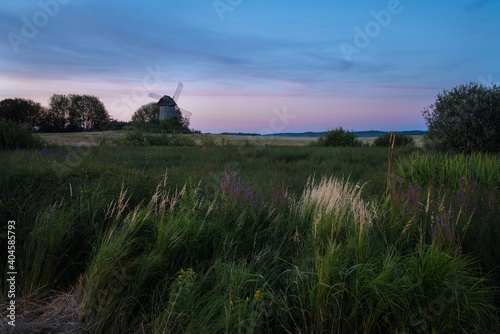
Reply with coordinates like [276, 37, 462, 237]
[254, 290, 263, 301]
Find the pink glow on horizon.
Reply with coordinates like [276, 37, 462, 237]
[1, 75, 429, 132]
[370, 85, 437, 91]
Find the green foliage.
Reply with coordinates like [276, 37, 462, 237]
[373, 132, 415, 147]
[131, 103, 191, 134]
[130, 120, 161, 133]
[41, 94, 68, 132]
[1, 145, 499, 333]
[422, 82, 500, 152]
[124, 131, 195, 146]
[0, 98, 45, 129]
[131, 102, 159, 122]
[0, 118, 46, 150]
[395, 151, 500, 189]
[159, 112, 191, 134]
[200, 134, 217, 146]
[314, 126, 361, 147]
[42, 94, 111, 132]
[97, 119, 130, 131]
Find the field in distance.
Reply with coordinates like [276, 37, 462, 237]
[39, 131, 424, 147]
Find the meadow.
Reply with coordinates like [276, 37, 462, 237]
[38, 131, 425, 148]
[0, 133, 498, 333]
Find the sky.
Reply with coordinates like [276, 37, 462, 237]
[1, 0, 499, 134]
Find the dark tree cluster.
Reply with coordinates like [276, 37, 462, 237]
[0, 98, 44, 129]
[316, 126, 361, 147]
[423, 82, 500, 152]
[0, 94, 111, 132]
[131, 102, 159, 123]
[131, 102, 191, 134]
[373, 132, 415, 147]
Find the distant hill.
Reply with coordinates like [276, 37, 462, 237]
[219, 130, 426, 138]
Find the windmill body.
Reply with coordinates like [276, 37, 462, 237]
[157, 95, 177, 120]
[149, 82, 191, 121]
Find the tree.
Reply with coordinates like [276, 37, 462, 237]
[316, 126, 361, 147]
[132, 102, 159, 122]
[173, 107, 190, 130]
[132, 103, 191, 133]
[0, 98, 45, 129]
[43, 94, 70, 132]
[77, 95, 110, 130]
[373, 132, 415, 147]
[0, 118, 46, 149]
[43, 94, 110, 132]
[422, 82, 500, 152]
[159, 108, 191, 134]
[67, 94, 84, 130]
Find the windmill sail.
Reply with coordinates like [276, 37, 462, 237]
[148, 92, 163, 100]
[173, 82, 183, 102]
[179, 107, 192, 118]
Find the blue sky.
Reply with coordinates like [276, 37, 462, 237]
[1, 0, 499, 133]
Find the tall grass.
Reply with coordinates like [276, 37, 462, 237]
[0, 144, 498, 332]
[395, 151, 500, 189]
[75, 175, 496, 333]
[298, 176, 372, 242]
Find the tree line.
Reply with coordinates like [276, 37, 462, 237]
[0, 94, 120, 132]
[0, 96, 191, 134]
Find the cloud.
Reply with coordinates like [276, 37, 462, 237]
[0, 0, 498, 131]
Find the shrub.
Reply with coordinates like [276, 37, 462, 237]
[132, 120, 161, 133]
[373, 132, 415, 147]
[123, 131, 195, 147]
[130, 112, 191, 134]
[159, 114, 191, 134]
[131, 102, 159, 122]
[422, 82, 500, 152]
[200, 135, 217, 146]
[317, 127, 361, 147]
[169, 133, 196, 146]
[0, 118, 45, 150]
[0, 97, 45, 129]
[124, 130, 147, 146]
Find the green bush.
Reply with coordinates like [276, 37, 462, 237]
[124, 131, 195, 147]
[373, 132, 415, 147]
[144, 133, 195, 146]
[131, 120, 161, 133]
[130, 114, 191, 135]
[422, 82, 500, 152]
[0, 98, 45, 129]
[200, 134, 217, 146]
[315, 127, 361, 147]
[0, 118, 46, 150]
[159, 115, 191, 134]
[124, 130, 147, 146]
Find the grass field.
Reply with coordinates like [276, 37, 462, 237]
[39, 131, 425, 148]
[0, 132, 498, 333]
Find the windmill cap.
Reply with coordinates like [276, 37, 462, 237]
[157, 95, 177, 106]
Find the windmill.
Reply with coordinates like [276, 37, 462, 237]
[148, 82, 192, 121]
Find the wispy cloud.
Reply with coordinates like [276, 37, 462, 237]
[0, 0, 498, 132]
